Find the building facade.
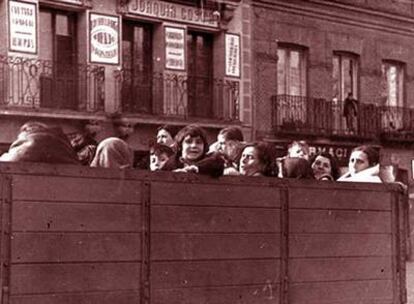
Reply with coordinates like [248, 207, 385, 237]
[0, 0, 249, 155]
[252, 0, 414, 186]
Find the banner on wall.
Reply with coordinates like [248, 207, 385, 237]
[90, 13, 120, 64]
[225, 33, 240, 78]
[165, 26, 185, 70]
[9, 0, 37, 54]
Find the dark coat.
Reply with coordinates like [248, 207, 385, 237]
[163, 152, 225, 177]
[0, 127, 79, 164]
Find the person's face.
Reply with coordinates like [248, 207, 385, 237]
[157, 129, 174, 147]
[239, 146, 264, 176]
[115, 120, 133, 140]
[288, 144, 308, 160]
[181, 135, 204, 161]
[217, 134, 238, 159]
[150, 153, 170, 171]
[311, 155, 332, 179]
[348, 151, 370, 175]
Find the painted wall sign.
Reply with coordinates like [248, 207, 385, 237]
[225, 33, 240, 77]
[9, 0, 37, 54]
[90, 13, 120, 64]
[165, 27, 185, 70]
[127, 0, 219, 28]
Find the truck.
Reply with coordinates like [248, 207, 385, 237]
[0, 162, 407, 304]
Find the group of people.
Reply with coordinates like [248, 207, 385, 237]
[0, 120, 384, 183]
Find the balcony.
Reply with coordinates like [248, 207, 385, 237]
[0, 56, 105, 113]
[114, 70, 240, 122]
[379, 106, 414, 142]
[271, 95, 392, 141]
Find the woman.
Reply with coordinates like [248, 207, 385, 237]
[337, 145, 382, 183]
[90, 137, 133, 169]
[163, 124, 224, 177]
[239, 142, 277, 177]
[156, 125, 179, 150]
[309, 152, 340, 181]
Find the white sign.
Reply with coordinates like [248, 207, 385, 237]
[165, 27, 185, 70]
[128, 0, 219, 28]
[90, 13, 119, 64]
[9, 0, 37, 54]
[225, 34, 240, 78]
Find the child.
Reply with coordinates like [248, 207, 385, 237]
[149, 143, 174, 171]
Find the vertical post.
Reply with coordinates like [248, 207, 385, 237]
[279, 186, 289, 304]
[391, 189, 406, 304]
[140, 181, 151, 304]
[0, 175, 11, 304]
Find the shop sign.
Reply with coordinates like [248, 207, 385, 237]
[308, 144, 354, 166]
[165, 27, 185, 70]
[89, 13, 120, 64]
[8, 0, 37, 54]
[127, 0, 219, 28]
[225, 33, 240, 77]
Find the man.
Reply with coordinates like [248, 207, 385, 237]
[343, 92, 359, 133]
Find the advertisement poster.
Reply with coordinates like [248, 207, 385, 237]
[225, 33, 240, 78]
[165, 26, 185, 70]
[9, 0, 37, 54]
[90, 13, 119, 64]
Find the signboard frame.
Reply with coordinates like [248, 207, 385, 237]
[89, 12, 120, 65]
[164, 26, 186, 71]
[8, 0, 38, 54]
[225, 33, 241, 78]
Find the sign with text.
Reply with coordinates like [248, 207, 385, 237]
[90, 13, 120, 64]
[165, 26, 185, 70]
[225, 33, 240, 77]
[127, 0, 219, 28]
[9, 0, 37, 54]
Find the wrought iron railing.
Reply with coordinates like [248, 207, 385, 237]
[379, 106, 414, 141]
[114, 69, 240, 121]
[271, 95, 406, 140]
[0, 56, 105, 112]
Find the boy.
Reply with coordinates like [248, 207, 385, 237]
[149, 143, 174, 171]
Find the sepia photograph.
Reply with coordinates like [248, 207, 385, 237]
[0, 0, 413, 303]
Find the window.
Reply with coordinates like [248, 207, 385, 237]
[381, 61, 405, 130]
[277, 45, 307, 96]
[332, 52, 359, 101]
[39, 9, 78, 110]
[121, 21, 153, 114]
[187, 31, 213, 118]
[381, 61, 404, 107]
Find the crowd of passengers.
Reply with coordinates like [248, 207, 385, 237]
[0, 120, 390, 183]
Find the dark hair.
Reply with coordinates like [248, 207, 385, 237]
[282, 157, 314, 179]
[175, 125, 209, 158]
[309, 152, 340, 180]
[241, 142, 278, 177]
[150, 143, 174, 157]
[352, 145, 379, 166]
[219, 127, 244, 142]
[157, 124, 180, 139]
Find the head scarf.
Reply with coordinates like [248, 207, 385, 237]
[91, 137, 133, 169]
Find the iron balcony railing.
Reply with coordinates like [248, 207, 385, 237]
[272, 95, 414, 141]
[114, 70, 240, 121]
[0, 56, 105, 112]
[379, 105, 414, 141]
